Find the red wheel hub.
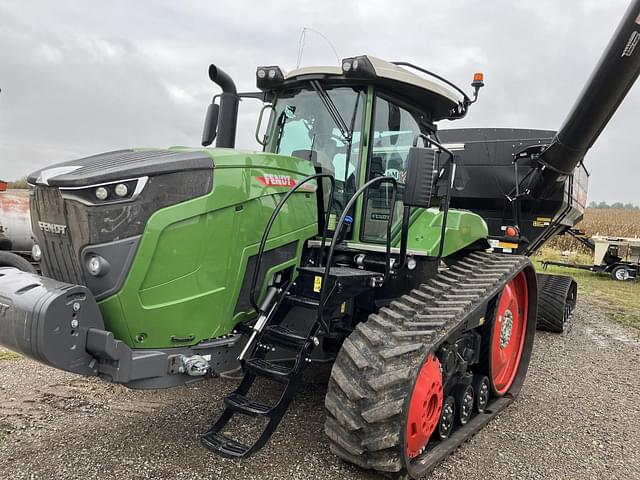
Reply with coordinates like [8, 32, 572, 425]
[406, 354, 443, 458]
[490, 271, 528, 396]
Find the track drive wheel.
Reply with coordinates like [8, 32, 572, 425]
[406, 354, 443, 458]
[488, 271, 528, 396]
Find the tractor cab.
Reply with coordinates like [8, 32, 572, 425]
[205, 55, 487, 256]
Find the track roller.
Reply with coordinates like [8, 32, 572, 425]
[437, 396, 455, 439]
[472, 375, 490, 413]
[453, 384, 474, 425]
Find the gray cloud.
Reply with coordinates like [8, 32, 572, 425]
[0, 0, 638, 203]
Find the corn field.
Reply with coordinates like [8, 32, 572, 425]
[548, 208, 640, 252]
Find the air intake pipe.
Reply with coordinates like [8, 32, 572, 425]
[208, 64, 239, 148]
[536, 0, 640, 195]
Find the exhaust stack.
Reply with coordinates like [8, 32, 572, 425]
[206, 64, 239, 149]
[537, 0, 640, 194]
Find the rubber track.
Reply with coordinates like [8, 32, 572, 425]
[536, 273, 576, 333]
[324, 252, 532, 479]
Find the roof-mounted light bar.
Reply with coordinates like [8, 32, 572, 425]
[340, 56, 376, 77]
[256, 66, 285, 89]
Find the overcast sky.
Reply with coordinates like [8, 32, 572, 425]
[0, 0, 638, 203]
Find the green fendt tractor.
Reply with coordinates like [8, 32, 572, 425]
[0, 1, 638, 477]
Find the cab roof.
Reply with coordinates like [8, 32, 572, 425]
[260, 55, 467, 122]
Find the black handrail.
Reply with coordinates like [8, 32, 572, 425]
[318, 176, 397, 331]
[413, 133, 455, 260]
[249, 173, 336, 313]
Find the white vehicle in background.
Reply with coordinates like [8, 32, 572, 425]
[0, 180, 37, 272]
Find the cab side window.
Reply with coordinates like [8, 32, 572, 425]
[363, 96, 422, 242]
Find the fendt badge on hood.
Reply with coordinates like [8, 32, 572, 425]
[38, 221, 67, 235]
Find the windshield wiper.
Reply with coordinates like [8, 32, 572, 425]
[310, 80, 352, 142]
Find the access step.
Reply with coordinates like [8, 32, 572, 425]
[224, 392, 274, 417]
[201, 430, 250, 458]
[286, 294, 320, 309]
[299, 265, 382, 280]
[264, 325, 308, 349]
[245, 358, 293, 383]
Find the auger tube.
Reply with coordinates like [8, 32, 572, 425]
[537, 0, 640, 194]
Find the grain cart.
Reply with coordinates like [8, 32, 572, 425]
[438, 0, 640, 330]
[0, 1, 639, 478]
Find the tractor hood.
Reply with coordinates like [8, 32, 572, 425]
[26, 147, 315, 304]
[27, 148, 215, 188]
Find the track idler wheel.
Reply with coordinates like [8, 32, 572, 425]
[489, 271, 529, 396]
[453, 384, 474, 425]
[472, 375, 490, 413]
[436, 396, 455, 440]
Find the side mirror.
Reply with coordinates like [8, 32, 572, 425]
[404, 146, 437, 208]
[255, 104, 275, 146]
[201, 102, 220, 147]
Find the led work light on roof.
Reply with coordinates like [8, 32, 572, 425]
[340, 56, 375, 77]
[256, 65, 284, 89]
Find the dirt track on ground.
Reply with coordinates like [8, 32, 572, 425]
[1, 298, 639, 480]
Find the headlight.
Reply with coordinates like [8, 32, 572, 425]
[59, 177, 147, 206]
[31, 244, 42, 261]
[114, 183, 128, 197]
[95, 187, 109, 200]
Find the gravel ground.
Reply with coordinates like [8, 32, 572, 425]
[0, 297, 639, 480]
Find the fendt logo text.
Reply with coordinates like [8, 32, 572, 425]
[255, 175, 316, 191]
[622, 30, 639, 57]
[38, 221, 67, 235]
[256, 174, 296, 187]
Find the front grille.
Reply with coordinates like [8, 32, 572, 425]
[29, 166, 213, 288]
[31, 186, 85, 285]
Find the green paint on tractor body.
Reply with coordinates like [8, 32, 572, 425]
[97, 148, 487, 349]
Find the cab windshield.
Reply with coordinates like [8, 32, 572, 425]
[267, 86, 366, 211]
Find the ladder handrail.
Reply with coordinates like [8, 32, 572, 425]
[318, 176, 397, 330]
[249, 173, 336, 313]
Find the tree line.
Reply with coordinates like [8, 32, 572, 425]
[588, 201, 639, 210]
